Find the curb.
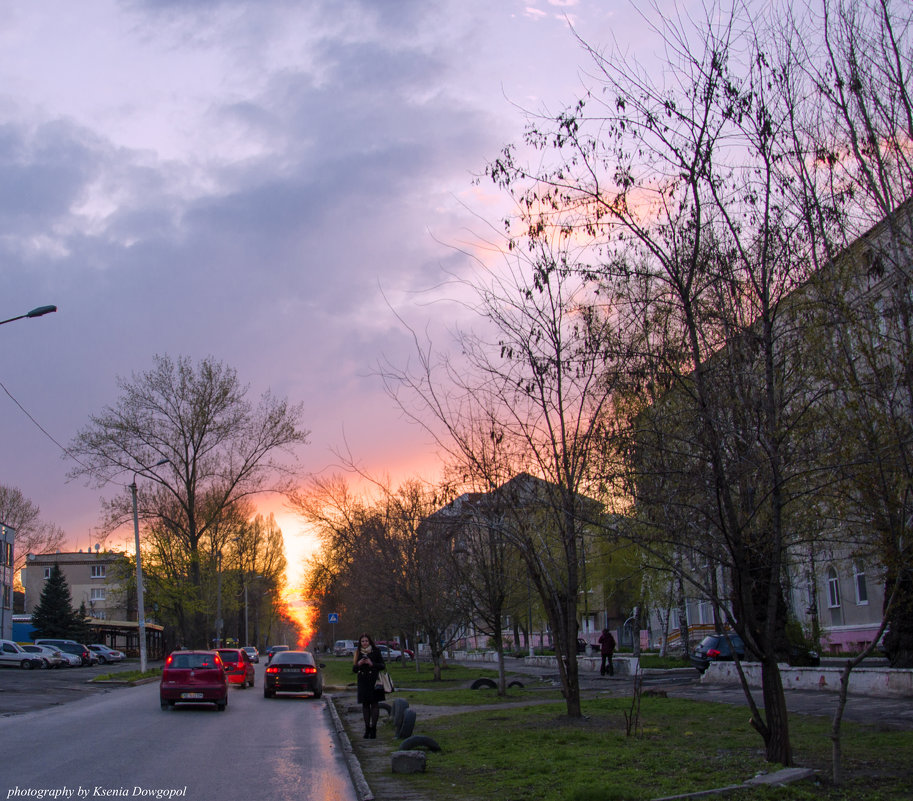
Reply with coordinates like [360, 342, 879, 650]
[326, 693, 374, 801]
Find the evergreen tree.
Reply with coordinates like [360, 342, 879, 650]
[30, 564, 88, 639]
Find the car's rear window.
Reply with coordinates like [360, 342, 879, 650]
[170, 653, 220, 669]
[217, 650, 241, 662]
[271, 651, 315, 666]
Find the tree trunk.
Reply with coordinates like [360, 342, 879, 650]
[759, 660, 792, 765]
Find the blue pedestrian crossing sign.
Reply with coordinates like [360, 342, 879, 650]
[328, 613, 339, 623]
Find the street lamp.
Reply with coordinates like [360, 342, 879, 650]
[0, 305, 57, 326]
[130, 457, 170, 673]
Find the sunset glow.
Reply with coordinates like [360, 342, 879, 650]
[278, 586, 318, 648]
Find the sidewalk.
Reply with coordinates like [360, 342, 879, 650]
[475, 657, 913, 730]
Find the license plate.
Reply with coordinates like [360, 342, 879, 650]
[180, 692, 204, 699]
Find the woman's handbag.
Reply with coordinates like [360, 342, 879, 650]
[380, 670, 395, 693]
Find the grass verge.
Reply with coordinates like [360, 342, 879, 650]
[325, 658, 913, 801]
[92, 667, 161, 683]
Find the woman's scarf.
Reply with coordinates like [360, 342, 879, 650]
[359, 644, 372, 658]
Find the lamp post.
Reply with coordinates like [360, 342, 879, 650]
[0, 305, 57, 326]
[130, 457, 170, 672]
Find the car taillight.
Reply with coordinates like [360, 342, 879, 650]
[165, 654, 174, 666]
[706, 649, 721, 658]
[266, 666, 279, 674]
[303, 666, 316, 674]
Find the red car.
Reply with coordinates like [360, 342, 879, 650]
[160, 650, 228, 711]
[216, 648, 256, 688]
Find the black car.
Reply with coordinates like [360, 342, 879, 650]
[689, 633, 746, 674]
[263, 650, 324, 698]
[265, 644, 289, 664]
[786, 643, 821, 667]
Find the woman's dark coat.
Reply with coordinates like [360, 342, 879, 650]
[353, 646, 386, 704]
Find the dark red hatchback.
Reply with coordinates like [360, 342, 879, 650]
[160, 650, 228, 711]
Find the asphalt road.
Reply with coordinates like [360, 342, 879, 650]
[0, 661, 358, 801]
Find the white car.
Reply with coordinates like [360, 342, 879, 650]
[0, 639, 40, 669]
[378, 644, 409, 661]
[20, 644, 66, 669]
[89, 644, 125, 663]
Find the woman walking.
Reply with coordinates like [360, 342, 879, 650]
[352, 633, 386, 738]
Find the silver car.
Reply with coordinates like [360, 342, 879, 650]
[20, 644, 66, 669]
[89, 644, 125, 663]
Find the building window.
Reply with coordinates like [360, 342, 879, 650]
[91, 565, 106, 579]
[44, 567, 51, 580]
[90, 588, 106, 602]
[853, 563, 868, 605]
[827, 567, 841, 609]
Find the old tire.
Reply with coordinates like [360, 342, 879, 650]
[392, 698, 409, 728]
[395, 708, 416, 739]
[378, 701, 392, 716]
[470, 677, 496, 690]
[398, 735, 441, 752]
[508, 680, 524, 689]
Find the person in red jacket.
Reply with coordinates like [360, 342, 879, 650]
[598, 628, 616, 676]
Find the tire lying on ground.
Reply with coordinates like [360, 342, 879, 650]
[398, 735, 441, 752]
[395, 708, 416, 739]
[508, 680, 524, 689]
[378, 701, 392, 716]
[469, 677, 497, 690]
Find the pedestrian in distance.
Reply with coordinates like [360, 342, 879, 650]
[353, 632, 386, 739]
[598, 627, 616, 676]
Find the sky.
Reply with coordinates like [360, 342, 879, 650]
[0, 0, 664, 584]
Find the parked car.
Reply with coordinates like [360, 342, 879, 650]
[333, 639, 356, 657]
[216, 648, 256, 688]
[56, 650, 84, 667]
[690, 633, 746, 674]
[241, 646, 259, 663]
[377, 644, 411, 661]
[0, 639, 41, 669]
[377, 641, 413, 659]
[88, 644, 125, 663]
[263, 650, 324, 698]
[160, 650, 228, 711]
[20, 644, 66, 669]
[786, 643, 821, 667]
[34, 640, 97, 666]
[266, 645, 290, 664]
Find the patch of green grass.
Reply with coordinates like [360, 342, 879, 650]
[370, 694, 913, 801]
[320, 655, 500, 690]
[92, 667, 160, 682]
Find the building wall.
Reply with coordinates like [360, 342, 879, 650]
[22, 551, 131, 622]
[1, 523, 14, 639]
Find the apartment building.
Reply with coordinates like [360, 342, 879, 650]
[21, 550, 131, 621]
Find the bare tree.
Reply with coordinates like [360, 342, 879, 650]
[483, 1, 846, 761]
[296, 474, 466, 678]
[384, 242, 634, 717]
[68, 354, 307, 647]
[0, 484, 66, 579]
